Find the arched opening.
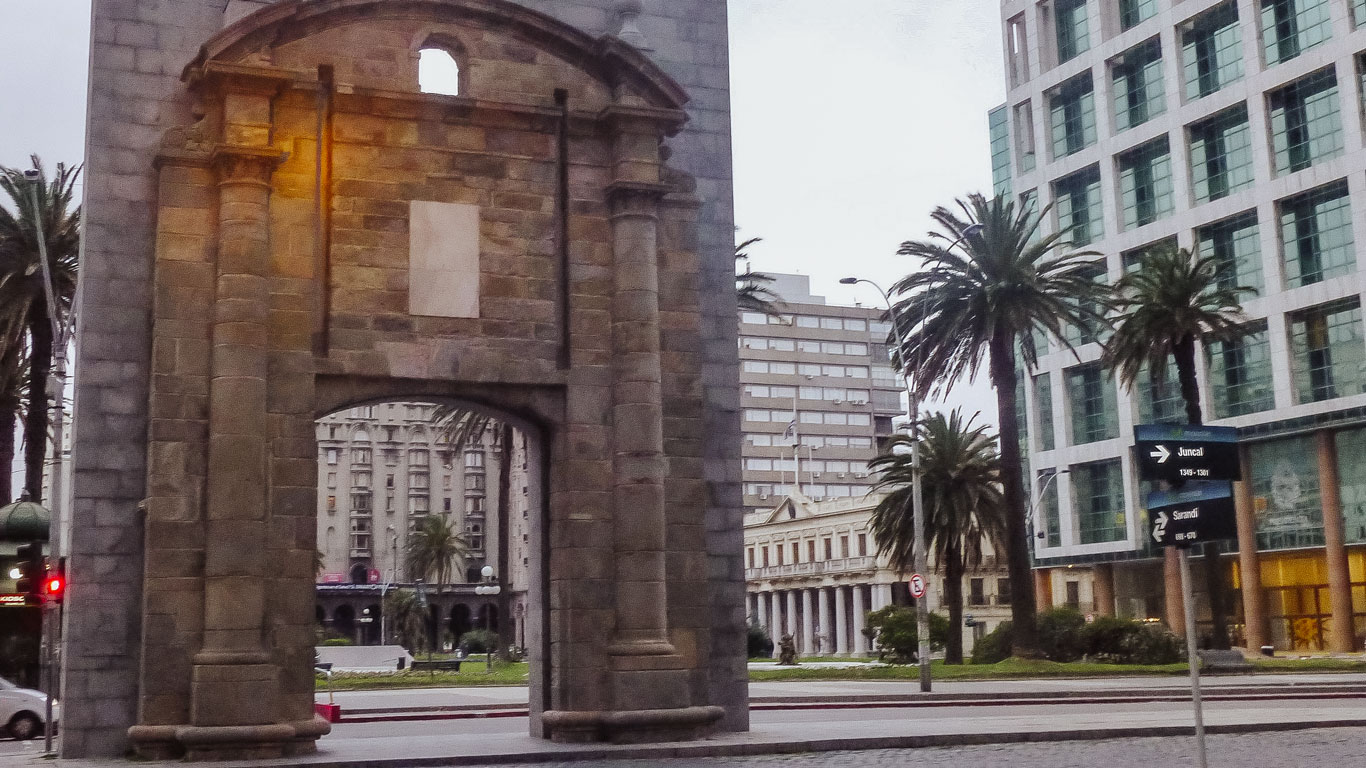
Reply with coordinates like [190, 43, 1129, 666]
[348, 563, 369, 585]
[360, 603, 382, 645]
[477, 603, 499, 635]
[333, 604, 356, 643]
[418, 48, 460, 95]
[450, 603, 472, 642]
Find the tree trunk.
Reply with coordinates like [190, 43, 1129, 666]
[496, 423, 513, 659]
[1172, 334, 1230, 650]
[0, 342, 19, 505]
[24, 306, 51, 504]
[988, 329, 1040, 657]
[944, 544, 965, 665]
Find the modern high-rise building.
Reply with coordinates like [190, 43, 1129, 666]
[738, 274, 905, 514]
[991, 0, 1366, 651]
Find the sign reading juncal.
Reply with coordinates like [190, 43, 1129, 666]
[1134, 424, 1241, 484]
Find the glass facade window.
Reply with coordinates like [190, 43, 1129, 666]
[1260, 0, 1332, 66]
[1063, 261, 1108, 346]
[1122, 236, 1178, 274]
[1189, 105, 1254, 203]
[1067, 363, 1118, 445]
[1183, 2, 1243, 99]
[1268, 69, 1342, 176]
[1073, 460, 1126, 544]
[1356, 0, 1366, 27]
[1120, 0, 1158, 30]
[1196, 211, 1262, 292]
[1055, 0, 1090, 64]
[1290, 299, 1366, 404]
[1053, 165, 1103, 246]
[1249, 435, 1323, 550]
[1034, 372, 1055, 451]
[1118, 138, 1174, 230]
[1208, 321, 1274, 418]
[1279, 181, 1354, 288]
[1113, 38, 1165, 132]
[989, 106, 1012, 197]
[1335, 428, 1366, 544]
[1039, 470, 1062, 547]
[1050, 73, 1097, 158]
[1137, 360, 1185, 425]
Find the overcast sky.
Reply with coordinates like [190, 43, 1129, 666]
[1, 0, 1007, 487]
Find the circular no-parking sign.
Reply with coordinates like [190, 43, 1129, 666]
[908, 573, 927, 599]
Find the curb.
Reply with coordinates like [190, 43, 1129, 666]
[284, 719, 1366, 768]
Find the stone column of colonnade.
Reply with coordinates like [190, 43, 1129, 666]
[769, 591, 782, 657]
[1235, 446, 1268, 650]
[1164, 549, 1185, 637]
[1317, 432, 1357, 652]
[817, 587, 832, 655]
[1034, 569, 1053, 611]
[190, 147, 287, 734]
[1092, 564, 1115, 616]
[833, 587, 848, 655]
[784, 591, 798, 643]
[851, 586, 866, 656]
[756, 592, 770, 638]
[800, 590, 815, 655]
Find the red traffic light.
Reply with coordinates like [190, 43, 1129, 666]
[44, 576, 64, 597]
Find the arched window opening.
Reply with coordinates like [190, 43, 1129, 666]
[419, 48, 461, 95]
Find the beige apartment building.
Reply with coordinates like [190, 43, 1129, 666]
[740, 274, 905, 514]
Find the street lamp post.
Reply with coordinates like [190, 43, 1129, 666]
[474, 565, 501, 673]
[25, 167, 68, 757]
[841, 223, 981, 693]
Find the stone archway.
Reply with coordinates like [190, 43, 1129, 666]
[78, 0, 746, 760]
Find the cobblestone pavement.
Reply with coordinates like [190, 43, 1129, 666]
[454, 727, 1366, 768]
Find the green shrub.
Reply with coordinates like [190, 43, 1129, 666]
[971, 620, 1012, 664]
[1038, 607, 1087, 662]
[1121, 622, 1185, 665]
[747, 620, 774, 659]
[458, 629, 499, 654]
[321, 636, 354, 647]
[863, 606, 949, 664]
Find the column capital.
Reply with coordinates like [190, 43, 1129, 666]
[607, 181, 671, 218]
[211, 146, 286, 187]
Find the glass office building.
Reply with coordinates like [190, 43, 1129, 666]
[992, 0, 1366, 651]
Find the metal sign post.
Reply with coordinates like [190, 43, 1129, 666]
[1178, 547, 1208, 768]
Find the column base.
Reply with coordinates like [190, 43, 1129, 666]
[128, 716, 330, 761]
[541, 706, 724, 744]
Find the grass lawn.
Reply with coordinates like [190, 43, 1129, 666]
[317, 656, 1366, 691]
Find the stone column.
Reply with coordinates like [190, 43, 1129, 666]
[1093, 564, 1115, 617]
[874, 583, 892, 612]
[757, 592, 770, 634]
[1318, 432, 1356, 652]
[769, 590, 782, 657]
[190, 147, 284, 735]
[784, 590, 798, 643]
[1034, 568, 1053, 612]
[607, 181, 675, 659]
[851, 585, 866, 656]
[834, 586, 848, 656]
[1235, 446, 1267, 650]
[817, 587, 831, 655]
[1164, 548, 1185, 637]
[800, 589, 815, 656]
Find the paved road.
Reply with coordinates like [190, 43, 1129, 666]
[442, 727, 1366, 767]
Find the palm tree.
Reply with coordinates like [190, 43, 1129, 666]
[0, 157, 81, 503]
[383, 588, 428, 654]
[406, 514, 469, 592]
[1103, 244, 1254, 650]
[892, 193, 1111, 657]
[868, 409, 1007, 664]
[0, 334, 25, 505]
[736, 237, 783, 316]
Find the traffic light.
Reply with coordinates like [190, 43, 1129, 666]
[14, 542, 44, 605]
[43, 558, 66, 605]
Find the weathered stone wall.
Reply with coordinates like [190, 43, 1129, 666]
[71, 0, 743, 757]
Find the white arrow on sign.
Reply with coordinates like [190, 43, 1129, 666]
[1152, 510, 1168, 543]
[1149, 444, 1171, 464]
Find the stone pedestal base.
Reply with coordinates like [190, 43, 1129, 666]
[541, 706, 724, 744]
[128, 716, 330, 761]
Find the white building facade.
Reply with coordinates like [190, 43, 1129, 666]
[992, 0, 1366, 650]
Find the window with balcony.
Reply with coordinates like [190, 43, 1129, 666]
[1055, 0, 1091, 64]
[1053, 165, 1103, 246]
[969, 578, 986, 606]
[1279, 180, 1354, 288]
[1112, 38, 1166, 132]
[1034, 373, 1056, 451]
[352, 448, 371, 465]
[1268, 69, 1342, 176]
[1197, 211, 1262, 293]
[1038, 470, 1062, 547]
[1208, 321, 1274, 418]
[1067, 363, 1119, 445]
[1182, 2, 1243, 99]
[990, 106, 1012, 197]
[1260, 0, 1332, 66]
[351, 471, 371, 487]
[1118, 137, 1174, 230]
[996, 578, 1013, 604]
[1073, 459, 1126, 544]
[1291, 299, 1366, 404]
[1120, 0, 1158, 29]
[1189, 105, 1254, 203]
[351, 492, 372, 512]
[1049, 73, 1097, 158]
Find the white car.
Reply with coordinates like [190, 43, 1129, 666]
[0, 677, 56, 740]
